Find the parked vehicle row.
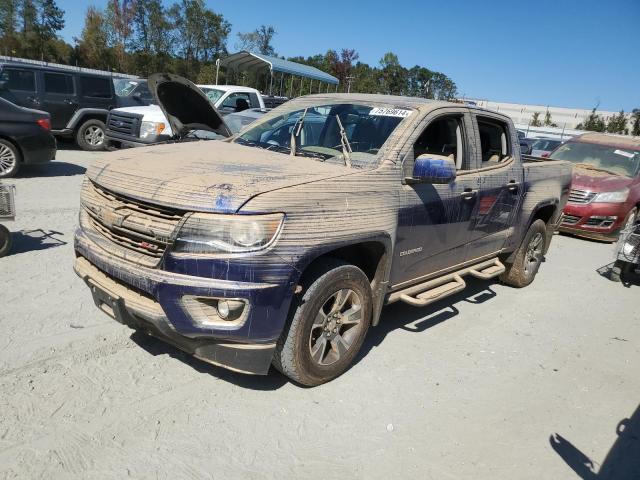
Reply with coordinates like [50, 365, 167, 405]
[73, 74, 572, 386]
[0, 57, 153, 151]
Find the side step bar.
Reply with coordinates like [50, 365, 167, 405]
[388, 258, 505, 307]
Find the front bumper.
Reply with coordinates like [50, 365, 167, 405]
[559, 202, 629, 241]
[74, 227, 297, 375]
[105, 131, 171, 149]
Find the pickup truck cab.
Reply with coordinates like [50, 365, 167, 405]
[74, 74, 572, 386]
[105, 84, 265, 148]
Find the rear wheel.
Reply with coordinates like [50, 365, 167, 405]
[273, 260, 372, 386]
[0, 139, 20, 178]
[500, 219, 547, 288]
[76, 119, 106, 151]
[0, 225, 12, 258]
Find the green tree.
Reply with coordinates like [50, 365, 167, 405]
[105, 0, 136, 71]
[235, 25, 276, 55]
[632, 109, 640, 137]
[606, 110, 627, 134]
[577, 108, 606, 132]
[131, 0, 173, 75]
[543, 110, 557, 127]
[530, 112, 542, 127]
[379, 52, 406, 95]
[76, 6, 111, 70]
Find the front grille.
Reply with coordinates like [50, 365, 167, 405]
[107, 111, 142, 138]
[585, 216, 617, 229]
[81, 180, 183, 265]
[562, 214, 581, 225]
[568, 189, 596, 204]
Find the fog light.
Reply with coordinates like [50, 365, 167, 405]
[179, 296, 248, 328]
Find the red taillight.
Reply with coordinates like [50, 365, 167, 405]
[36, 118, 51, 131]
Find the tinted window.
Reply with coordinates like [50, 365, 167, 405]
[414, 116, 466, 169]
[44, 73, 74, 94]
[80, 76, 111, 98]
[477, 117, 511, 163]
[3, 69, 36, 92]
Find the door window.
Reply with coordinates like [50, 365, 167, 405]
[3, 69, 36, 92]
[80, 76, 111, 98]
[221, 92, 251, 112]
[44, 73, 74, 94]
[477, 117, 511, 164]
[413, 115, 466, 169]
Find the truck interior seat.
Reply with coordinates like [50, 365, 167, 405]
[235, 98, 250, 112]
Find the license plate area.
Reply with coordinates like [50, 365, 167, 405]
[88, 279, 126, 324]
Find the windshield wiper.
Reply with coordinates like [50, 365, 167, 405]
[335, 114, 352, 168]
[574, 163, 619, 176]
[290, 108, 308, 157]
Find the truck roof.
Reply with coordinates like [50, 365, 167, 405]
[198, 84, 261, 93]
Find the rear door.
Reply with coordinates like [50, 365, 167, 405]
[390, 108, 480, 287]
[39, 70, 78, 129]
[0, 67, 40, 109]
[78, 75, 113, 111]
[466, 114, 524, 258]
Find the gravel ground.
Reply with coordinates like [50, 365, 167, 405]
[1, 148, 639, 479]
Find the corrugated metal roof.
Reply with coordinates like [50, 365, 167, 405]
[220, 51, 339, 85]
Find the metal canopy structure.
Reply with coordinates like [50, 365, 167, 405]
[215, 51, 339, 97]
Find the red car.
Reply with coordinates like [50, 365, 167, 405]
[552, 133, 640, 241]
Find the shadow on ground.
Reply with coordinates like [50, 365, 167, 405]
[596, 262, 640, 287]
[20, 162, 86, 178]
[7, 229, 67, 255]
[129, 275, 500, 390]
[550, 404, 640, 480]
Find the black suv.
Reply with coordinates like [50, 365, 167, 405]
[0, 57, 154, 151]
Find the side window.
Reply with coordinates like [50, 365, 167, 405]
[248, 92, 260, 108]
[44, 72, 74, 95]
[477, 117, 511, 164]
[222, 92, 251, 111]
[80, 76, 111, 98]
[413, 115, 466, 169]
[3, 69, 36, 92]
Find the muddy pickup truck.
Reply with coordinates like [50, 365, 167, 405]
[74, 74, 572, 386]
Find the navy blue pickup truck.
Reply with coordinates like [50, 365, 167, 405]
[74, 75, 572, 386]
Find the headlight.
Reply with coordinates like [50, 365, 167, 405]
[173, 213, 284, 254]
[593, 189, 629, 203]
[139, 121, 165, 139]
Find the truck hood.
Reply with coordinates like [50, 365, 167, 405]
[86, 141, 354, 213]
[571, 166, 633, 193]
[148, 73, 231, 139]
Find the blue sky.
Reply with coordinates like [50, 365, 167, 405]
[57, 0, 639, 111]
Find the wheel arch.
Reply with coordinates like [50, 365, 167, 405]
[67, 109, 109, 131]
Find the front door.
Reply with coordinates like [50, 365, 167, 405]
[391, 110, 480, 287]
[466, 114, 524, 258]
[39, 71, 78, 130]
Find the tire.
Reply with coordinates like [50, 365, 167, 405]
[76, 119, 106, 151]
[273, 259, 372, 386]
[0, 224, 12, 258]
[500, 219, 547, 288]
[621, 207, 638, 233]
[0, 139, 21, 178]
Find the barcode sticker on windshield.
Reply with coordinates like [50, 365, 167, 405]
[369, 107, 413, 118]
[614, 149, 635, 159]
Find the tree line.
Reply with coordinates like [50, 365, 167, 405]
[529, 108, 640, 136]
[0, 0, 458, 99]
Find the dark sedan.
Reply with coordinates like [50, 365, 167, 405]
[0, 97, 56, 178]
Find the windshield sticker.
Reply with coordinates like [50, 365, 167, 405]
[614, 149, 635, 159]
[369, 107, 413, 118]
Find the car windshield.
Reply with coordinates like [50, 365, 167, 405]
[113, 79, 151, 98]
[532, 139, 561, 151]
[204, 89, 225, 104]
[235, 103, 411, 167]
[550, 141, 640, 177]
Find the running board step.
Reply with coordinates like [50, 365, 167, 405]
[399, 275, 466, 307]
[467, 259, 506, 280]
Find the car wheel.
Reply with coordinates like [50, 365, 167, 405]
[500, 219, 547, 288]
[0, 139, 21, 178]
[273, 259, 372, 386]
[76, 119, 106, 151]
[0, 224, 12, 258]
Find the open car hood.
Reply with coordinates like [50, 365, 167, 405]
[148, 73, 231, 139]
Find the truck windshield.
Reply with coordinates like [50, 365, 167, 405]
[204, 89, 225, 104]
[113, 79, 151, 98]
[235, 103, 411, 167]
[550, 141, 640, 177]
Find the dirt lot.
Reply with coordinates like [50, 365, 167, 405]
[1, 148, 639, 479]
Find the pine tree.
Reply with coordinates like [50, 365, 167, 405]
[530, 112, 542, 127]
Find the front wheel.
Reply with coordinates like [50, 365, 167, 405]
[500, 219, 547, 288]
[273, 260, 372, 386]
[76, 119, 106, 151]
[0, 224, 12, 258]
[0, 139, 21, 178]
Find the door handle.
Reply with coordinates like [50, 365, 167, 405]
[461, 188, 478, 200]
[506, 180, 520, 192]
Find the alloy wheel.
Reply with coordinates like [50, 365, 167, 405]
[524, 232, 544, 277]
[0, 143, 17, 176]
[84, 126, 104, 146]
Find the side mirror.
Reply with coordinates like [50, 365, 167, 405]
[406, 155, 456, 184]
